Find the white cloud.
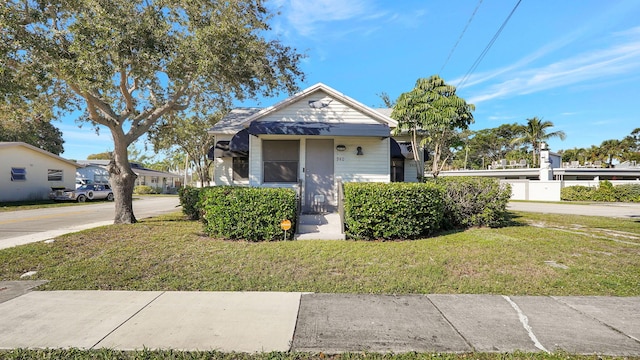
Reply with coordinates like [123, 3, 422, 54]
[465, 29, 640, 104]
[286, 0, 371, 36]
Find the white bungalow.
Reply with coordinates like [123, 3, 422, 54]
[208, 83, 423, 217]
[0, 142, 80, 202]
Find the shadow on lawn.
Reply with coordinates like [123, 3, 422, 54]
[502, 211, 528, 227]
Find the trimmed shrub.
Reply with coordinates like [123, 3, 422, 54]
[591, 180, 616, 202]
[200, 187, 296, 241]
[431, 177, 512, 229]
[178, 186, 204, 220]
[134, 185, 157, 195]
[343, 182, 444, 240]
[615, 183, 640, 202]
[562, 181, 640, 202]
[561, 185, 596, 201]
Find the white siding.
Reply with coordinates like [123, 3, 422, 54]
[404, 160, 420, 183]
[214, 158, 234, 185]
[258, 90, 382, 125]
[335, 137, 389, 183]
[249, 134, 262, 186]
[0, 146, 77, 202]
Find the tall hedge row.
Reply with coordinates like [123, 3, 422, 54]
[430, 177, 512, 229]
[199, 186, 296, 241]
[343, 182, 444, 240]
[561, 181, 640, 202]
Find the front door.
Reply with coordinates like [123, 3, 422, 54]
[304, 139, 334, 213]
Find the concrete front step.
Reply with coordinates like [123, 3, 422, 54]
[295, 213, 345, 240]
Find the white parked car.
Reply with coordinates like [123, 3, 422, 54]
[50, 184, 115, 202]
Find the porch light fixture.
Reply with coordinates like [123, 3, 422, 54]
[356, 146, 364, 156]
[336, 144, 346, 151]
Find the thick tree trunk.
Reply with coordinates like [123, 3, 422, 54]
[108, 132, 138, 224]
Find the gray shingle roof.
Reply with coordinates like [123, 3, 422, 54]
[209, 107, 262, 134]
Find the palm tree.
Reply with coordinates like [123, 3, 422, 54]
[598, 139, 625, 167]
[512, 117, 566, 167]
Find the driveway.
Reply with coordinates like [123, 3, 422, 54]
[508, 201, 640, 219]
[0, 196, 181, 250]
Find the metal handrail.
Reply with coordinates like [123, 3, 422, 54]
[337, 179, 345, 234]
[295, 179, 302, 236]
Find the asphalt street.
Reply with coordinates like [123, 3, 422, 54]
[507, 201, 640, 218]
[0, 196, 180, 249]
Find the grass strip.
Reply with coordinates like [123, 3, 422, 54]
[0, 349, 637, 360]
[1, 211, 638, 296]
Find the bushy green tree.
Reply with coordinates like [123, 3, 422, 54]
[0, 116, 64, 154]
[1, 0, 304, 224]
[392, 75, 474, 178]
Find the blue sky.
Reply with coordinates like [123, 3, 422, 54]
[59, 0, 640, 160]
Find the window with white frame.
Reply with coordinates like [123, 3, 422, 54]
[48, 169, 63, 181]
[11, 167, 26, 181]
[262, 140, 299, 183]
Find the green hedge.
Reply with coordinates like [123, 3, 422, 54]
[200, 187, 296, 241]
[615, 183, 640, 202]
[343, 182, 444, 240]
[430, 177, 512, 229]
[178, 186, 204, 220]
[560, 185, 596, 201]
[561, 181, 640, 202]
[134, 185, 157, 195]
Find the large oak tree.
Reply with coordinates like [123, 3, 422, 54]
[1, 0, 304, 223]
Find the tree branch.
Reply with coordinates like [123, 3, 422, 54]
[119, 68, 135, 114]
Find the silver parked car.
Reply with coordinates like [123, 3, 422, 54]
[50, 184, 114, 202]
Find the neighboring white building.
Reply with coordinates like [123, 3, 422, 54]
[0, 142, 80, 202]
[208, 83, 424, 213]
[440, 148, 640, 201]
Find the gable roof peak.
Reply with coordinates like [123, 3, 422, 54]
[239, 82, 397, 127]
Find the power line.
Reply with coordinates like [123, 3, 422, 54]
[439, 0, 484, 75]
[457, 0, 523, 90]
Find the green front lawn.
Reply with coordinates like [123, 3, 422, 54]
[1, 211, 638, 296]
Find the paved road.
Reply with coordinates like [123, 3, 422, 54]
[508, 201, 640, 219]
[0, 196, 181, 250]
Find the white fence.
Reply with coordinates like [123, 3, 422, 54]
[501, 179, 640, 201]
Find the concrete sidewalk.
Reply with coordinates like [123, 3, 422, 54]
[1, 283, 639, 355]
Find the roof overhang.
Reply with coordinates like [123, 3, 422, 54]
[248, 121, 390, 138]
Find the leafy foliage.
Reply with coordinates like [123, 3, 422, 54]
[133, 185, 157, 195]
[560, 186, 596, 201]
[391, 75, 474, 178]
[178, 186, 204, 220]
[511, 117, 566, 167]
[148, 110, 226, 186]
[430, 177, 512, 229]
[561, 181, 640, 202]
[343, 182, 444, 240]
[0, 117, 64, 155]
[1, 0, 304, 224]
[614, 184, 640, 202]
[200, 187, 296, 241]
